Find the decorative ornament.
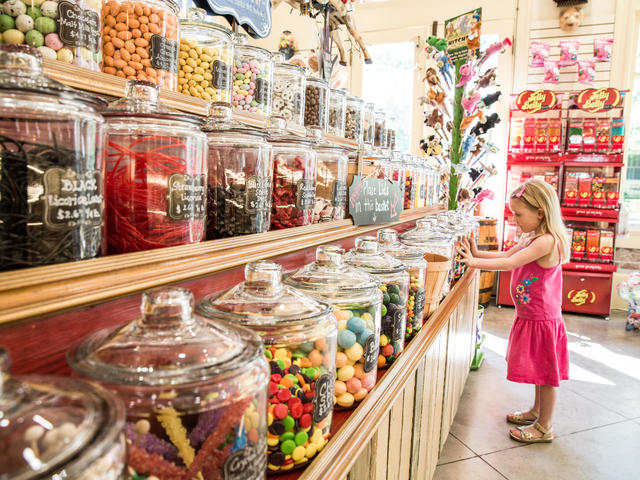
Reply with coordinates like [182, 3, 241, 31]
[460, 110, 485, 133]
[278, 30, 296, 60]
[456, 62, 476, 87]
[475, 68, 497, 89]
[461, 92, 481, 115]
[478, 38, 512, 66]
[558, 5, 585, 32]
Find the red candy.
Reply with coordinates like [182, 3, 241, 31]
[271, 374, 282, 383]
[277, 388, 292, 402]
[273, 403, 289, 420]
[299, 413, 312, 428]
[269, 383, 279, 395]
[303, 402, 314, 413]
[290, 403, 303, 418]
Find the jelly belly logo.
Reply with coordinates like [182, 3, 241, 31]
[576, 88, 621, 113]
[568, 289, 596, 306]
[516, 90, 557, 114]
[565, 191, 577, 199]
[601, 246, 614, 255]
[593, 191, 604, 200]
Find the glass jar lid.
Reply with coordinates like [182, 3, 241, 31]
[199, 261, 332, 326]
[400, 220, 454, 250]
[344, 236, 407, 275]
[346, 95, 364, 105]
[0, 45, 106, 109]
[307, 126, 348, 153]
[202, 102, 267, 139]
[103, 80, 203, 125]
[0, 349, 124, 480]
[232, 32, 272, 59]
[267, 116, 315, 145]
[331, 88, 348, 99]
[285, 245, 380, 297]
[306, 76, 329, 87]
[68, 287, 262, 386]
[180, 7, 232, 38]
[377, 229, 425, 261]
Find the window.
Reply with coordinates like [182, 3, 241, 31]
[624, 28, 640, 224]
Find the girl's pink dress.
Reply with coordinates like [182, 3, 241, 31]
[506, 244, 570, 387]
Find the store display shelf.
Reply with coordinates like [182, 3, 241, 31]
[507, 153, 562, 165]
[563, 214, 618, 223]
[561, 206, 620, 219]
[0, 206, 441, 326]
[563, 153, 624, 165]
[563, 262, 617, 273]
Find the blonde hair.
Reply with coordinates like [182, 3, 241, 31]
[510, 179, 570, 263]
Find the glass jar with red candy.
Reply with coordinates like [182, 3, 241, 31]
[268, 117, 317, 229]
[103, 80, 207, 254]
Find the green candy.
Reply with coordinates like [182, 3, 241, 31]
[280, 439, 296, 454]
[282, 415, 295, 431]
[25, 29, 43, 47]
[0, 14, 15, 32]
[27, 7, 41, 19]
[387, 284, 399, 295]
[382, 292, 390, 305]
[275, 359, 285, 370]
[34, 16, 55, 34]
[299, 341, 314, 353]
[295, 431, 308, 445]
[280, 431, 295, 442]
[390, 293, 400, 305]
[264, 350, 273, 359]
[381, 304, 387, 316]
[284, 373, 298, 384]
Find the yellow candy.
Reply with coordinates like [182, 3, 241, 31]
[156, 408, 195, 468]
[361, 312, 373, 322]
[274, 348, 288, 360]
[338, 320, 347, 331]
[306, 443, 318, 458]
[336, 392, 354, 407]
[344, 343, 363, 362]
[268, 412, 273, 425]
[267, 436, 279, 447]
[311, 429, 324, 444]
[379, 334, 388, 347]
[292, 446, 306, 461]
[337, 365, 354, 381]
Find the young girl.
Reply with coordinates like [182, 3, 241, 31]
[457, 179, 570, 443]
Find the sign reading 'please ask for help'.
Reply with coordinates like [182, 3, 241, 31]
[348, 176, 403, 225]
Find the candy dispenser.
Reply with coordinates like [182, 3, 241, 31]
[272, 53, 306, 126]
[374, 109, 387, 149]
[304, 76, 329, 131]
[345, 95, 364, 144]
[202, 102, 273, 238]
[199, 261, 337, 474]
[0, 45, 106, 271]
[0, 348, 126, 479]
[101, 0, 179, 90]
[328, 87, 347, 137]
[363, 102, 375, 147]
[286, 245, 382, 408]
[179, 8, 233, 102]
[69, 287, 269, 480]
[232, 32, 273, 115]
[344, 237, 409, 368]
[103, 80, 207, 254]
[268, 117, 317, 229]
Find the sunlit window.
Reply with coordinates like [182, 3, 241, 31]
[623, 26, 640, 224]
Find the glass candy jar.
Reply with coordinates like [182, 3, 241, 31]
[232, 32, 273, 115]
[199, 261, 338, 474]
[386, 116, 397, 151]
[403, 154, 416, 209]
[413, 157, 425, 209]
[101, 0, 180, 90]
[377, 229, 427, 340]
[363, 102, 375, 147]
[179, 8, 233, 102]
[390, 151, 406, 191]
[304, 76, 329, 131]
[344, 237, 409, 368]
[272, 53, 306, 126]
[328, 88, 347, 137]
[268, 117, 317, 229]
[103, 80, 207, 254]
[374, 109, 387, 149]
[0, 348, 126, 479]
[308, 127, 348, 222]
[345, 95, 364, 143]
[69, 287, 270, 480]
[202, 103, 272, 238]
[286, 246, 382, 408]
[0, 45, 106, 271]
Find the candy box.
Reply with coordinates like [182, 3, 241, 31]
[596, 120, 611, 151]
[548, 119, 562, 152]
[564, 173, 579, 205]
[522, 118, 536, 151]
[600, 230, 614, 261]
[568, 119, 583, 151]
[578, 176, 593, 206]
[510, 118, 524, 151]
[611, 118, 625, 151]
[582, 121, 596, 151]
[586, 229, 601, 260]
[535, 119, 549, 152]
[572, 229, 587, 260]
[605, 176, 620, 207]
[592, 176, 606, 207]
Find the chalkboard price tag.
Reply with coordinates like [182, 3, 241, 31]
[313, 373, 334, 423]
[363, 334, 378, 373]
[57, 1, 100, 53]
[254, 77, 269, 106]
[212, 59, 230, 90]
[392, 308, 405, 342]
[167, 174, 206, 221]
[348, 176, 403, 225]
[150, 34, 178, 73]
[296, 179, 316, 210]
[223, 445, 266, 480]
[195, 0, 272, 38]
[245, 176, 271, 213]
[414, 289, 426, 321]
[332, 180, 347, 207]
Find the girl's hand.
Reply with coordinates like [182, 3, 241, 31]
[469, 231, 479, 255]
[457, 237, 476, 268]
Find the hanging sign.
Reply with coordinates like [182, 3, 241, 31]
[445, 8, 482, 62]
[515, 90, 557, 114]
[348, 176, 403, 225]
[576, 88, 622, 113]
[193, 0, 272, 38]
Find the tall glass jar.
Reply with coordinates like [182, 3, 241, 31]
[198, 261, 337, 474]
[345, 95, 364, 144]
[69, 287, 270, 480]
[374, 109, 387, 149]
[272, 54, 306, 126]
[328, 88, 347, 137]
[377, 229, 427, 341]
[101, 0, 180, 90]
[0, 349, 126, 479]
[390, 151, 406, 191]
[0, 45, 106, 271]
[386, 116, 397, 151]
[268, 117, 317, 228]
[232, 32, 273, 115]
[103, 80, 207, 254]
[403, 154, 416, 209]
[304, 76, 329, 131]
[413, 157, 426, 209]
[286, 246, 383, 408]
[203, 103, 272, 238]
[179, 8, 233, 102]
[308, 128, 349, 222]
[363, 102, 375, 147]
[344, 237, 409, 368]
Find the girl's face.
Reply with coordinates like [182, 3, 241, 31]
[509, 197, 543, 233]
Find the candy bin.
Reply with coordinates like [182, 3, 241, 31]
[386, 116, 397, 151]
[363, 102, 375, 147]
[0, 45, 106, 272]
[272, 53, 306, 126]
[69, 287, 270, 480]
[268, 117, 317, 229]
[202, 102, 272, 239]
[0, 348, 126, 479]
[178, 8, 233, 102]
[198, 261, 338, 474]
[308, 127, 349, 222]
[344, 237, 409, 368]
[304, 76, 329, 131]
[232, 32, 273, 115]
[345, 95, 364, 144]
[328, 87, 347, 137]
[374, 109, 387, 149]
[377, 229, 427, 341]
[286, 245, 383, 409]
[103, 80, 207, 254]
[101, 0, 179, 90]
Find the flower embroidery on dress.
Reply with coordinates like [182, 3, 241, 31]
[513, 276, 538, 304]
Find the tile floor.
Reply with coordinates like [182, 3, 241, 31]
[434, 305, 640, 480]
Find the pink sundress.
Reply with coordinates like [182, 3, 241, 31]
[506, 240, 570, 387]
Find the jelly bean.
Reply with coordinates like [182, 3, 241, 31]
[338, 329, 356, 349]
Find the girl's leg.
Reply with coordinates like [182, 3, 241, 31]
[532, 385, 541, 414]
[537, 385, 557, 430]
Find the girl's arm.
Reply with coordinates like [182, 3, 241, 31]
[459, 235, 554, 271]
[468, 232, 530, 259]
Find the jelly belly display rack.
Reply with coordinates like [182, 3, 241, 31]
[498, 88, 627, 317]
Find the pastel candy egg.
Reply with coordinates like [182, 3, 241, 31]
[361, 312, 373, 322]
[357, 328, 373, 346]
[354, 388, 368, 401]
[335, 351, 348, 368]
[29, 0, 46, 6]
[334, 380, 347, 395]
[56, 47, 73, 63]
[361, 374, 375, 390]
[338, 329, 356, 349]
[333, 308, 351, 321]
[26, 7, 41, 19]
[15, 13, 32, 32]
[78, 46, 91, 61]
[378, 355, 386, 368]
[336, 392, 354, 408]
[379, 334, 388, 347]
[345, 377, 361, 394]
[337, 365, 354, 381]
[24, 29, 43, 47]
[3, 0, 27, 17]
[344, 343, 363, 362]
[34, 16, 55, 34]
[2, 28, 24, 44]
[346, 316, 365, 334]
[40, 1, 57, 18]
[0, 14, 15, 32]
[364, 316, 376, 331]
[337, 319, 347, 331]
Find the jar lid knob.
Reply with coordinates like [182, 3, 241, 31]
[377, 229, 398, 245]
[186, 7, 207, 20]
[138, 287, 196, 329]
[272, 52, 285, 63]
[355, 236, 378, 253]
[124, 80, 160, 105]
[207, 101, 233, 120]
[316, 245, 344, 265]
[416, 218, 434, 229]
[245, 261, 283, 291]
[267, 115, 287, 132]
[0, 44, 42, 74]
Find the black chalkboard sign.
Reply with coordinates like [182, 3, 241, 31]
[296, 179, 315, 210]
[150, 34, 178, 73]
[348, 176, 403, 225]
[313, 373, 334, 423]
[245, 176, 271, 213]
[332, 180, 347, 207]
[193, 0, 272, 38]
[166, 174, 206, 221]
[212, 59, 230, 90]
[57, 1, 100, 53]
[392, 309, 405, 342]
[363, 334, 378, 373]
[223, 444, 266, 480]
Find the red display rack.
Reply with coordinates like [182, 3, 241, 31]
[498, 88, 627, 317]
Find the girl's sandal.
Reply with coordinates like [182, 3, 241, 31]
[506, 409, 538, 425]
[509, 422, 554, 443]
